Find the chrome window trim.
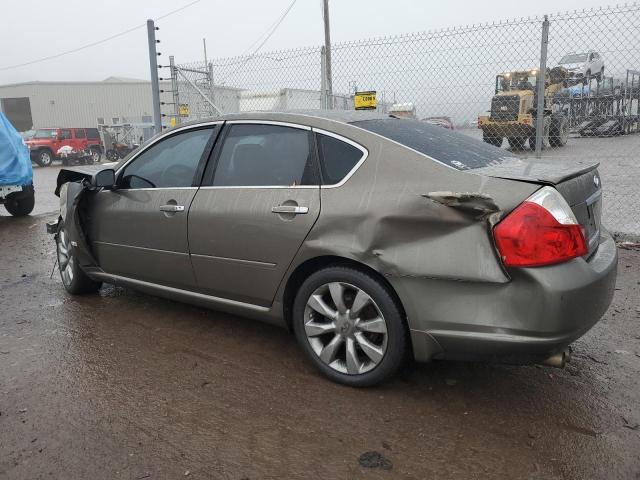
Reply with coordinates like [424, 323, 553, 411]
[225, 119, 311, 130]
[198, 185, 318, 190]
[312, 128, 369, 189]
[115, 121, 224, 177]
[109, 187, 199, 192]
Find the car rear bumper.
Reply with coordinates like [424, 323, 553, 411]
[390, 229, 618, 363]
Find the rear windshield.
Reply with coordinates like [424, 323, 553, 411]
[350, 118, 512, 171]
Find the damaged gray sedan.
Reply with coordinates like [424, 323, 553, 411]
[48, 111, 617, 386]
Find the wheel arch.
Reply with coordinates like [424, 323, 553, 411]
[281, 255, 409, 336]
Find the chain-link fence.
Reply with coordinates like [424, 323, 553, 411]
[167, 3, 640, 238]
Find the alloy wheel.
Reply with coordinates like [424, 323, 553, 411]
[40, 151, 52, 166]
[303, 282, 388, 375]
[57, 228, 74, 286]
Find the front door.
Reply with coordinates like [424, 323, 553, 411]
[188, 122, 321, 307]
[86, 125, 219, 289]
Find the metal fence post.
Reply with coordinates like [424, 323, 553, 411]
[169, 55, 180, 124]
[320, 46, 327, 109]
[147, 19, 162, 135]
[208, 62, 217, 115]
[535, 15, 549, 158]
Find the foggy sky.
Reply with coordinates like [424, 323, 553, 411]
[1, 0, 612, 85]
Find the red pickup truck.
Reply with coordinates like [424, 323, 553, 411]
[25, 127, 103, 167]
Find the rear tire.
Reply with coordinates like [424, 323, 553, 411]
[56, 221, 102, 295]
[4, 187, 35, 216]
[292, 265, 408, 387]
[482, 133, 502, 147]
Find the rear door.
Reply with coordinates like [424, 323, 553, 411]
[73, 129, 86, 152]
[58, 128, 72, 152]
[87, 123, 221, 289]
[188, 121, 321, 307]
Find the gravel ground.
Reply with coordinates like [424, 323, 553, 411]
[1, 214, 639, 479]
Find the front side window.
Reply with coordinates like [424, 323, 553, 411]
[211, 124, 316, 187]
[86, 128, 100, 140]
[316, 133, 365, 185]
[33, 129, 56, 139]
[120, 127, 214, 189]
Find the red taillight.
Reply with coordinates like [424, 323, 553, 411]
[494, 188, 588, 268]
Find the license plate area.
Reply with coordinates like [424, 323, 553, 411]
[585, 189, 602, 252]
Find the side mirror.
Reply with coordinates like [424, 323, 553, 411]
[93, 168, 116, 189]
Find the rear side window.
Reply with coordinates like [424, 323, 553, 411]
[74, 129, 86, 139]
[59, 129, 72, 140]
[351, 118, 513, 171]
[316, 133, 365, 185]
[86, 128, 100, 139]
[211, 124, 317, 187]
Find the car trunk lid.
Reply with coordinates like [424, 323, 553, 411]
[474, 158, 602, 256]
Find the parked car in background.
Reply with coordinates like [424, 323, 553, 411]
[48, 111, 617, 386]
[422, 116, 455, 129]
[558, 51, 605, 82]
[1, 113, 34, 216]
[20, 129, 35, 141]
[25, 127, 102, 167]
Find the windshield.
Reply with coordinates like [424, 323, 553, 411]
[351, 118, 514, 171]
[559, 53, 588, 64]
[498, 73, 537, 92]
[33, 129, 57, 139]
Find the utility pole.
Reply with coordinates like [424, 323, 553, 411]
[147, 19, 162, 134]
[322, 0, 333, 108]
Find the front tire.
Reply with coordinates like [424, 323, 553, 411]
[507, 137, 527, 150]
[482, 133, 503, 147]
[292, 266, 408, 387]
[36, 150, 53, 167]
[56, 221, 102, 294]
[549, 115, 569, 147]
[4, 187, 35, 216]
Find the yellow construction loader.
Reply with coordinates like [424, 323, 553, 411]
[478, 67, 569, 149]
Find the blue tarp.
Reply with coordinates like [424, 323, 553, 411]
[0, 112, 33, 186]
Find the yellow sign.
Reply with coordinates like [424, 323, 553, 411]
[179, 104, 190, 117]
[354, 91, 377, 110]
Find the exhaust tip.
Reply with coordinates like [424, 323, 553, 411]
[540, 347, 572, 368]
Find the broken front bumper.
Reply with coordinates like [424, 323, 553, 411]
[390, 229, 618, 363]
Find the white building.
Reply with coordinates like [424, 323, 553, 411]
[0, 77, 241, 132]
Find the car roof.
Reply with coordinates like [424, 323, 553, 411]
[176, 110, 391, 130]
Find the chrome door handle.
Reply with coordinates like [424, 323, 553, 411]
[271, 205, 309, 214]
[160, 204, 185, 212]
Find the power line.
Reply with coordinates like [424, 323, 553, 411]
[0, 0, 202, 72]
[241, 0, 298, 57]
[218, 0, 298, 84]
